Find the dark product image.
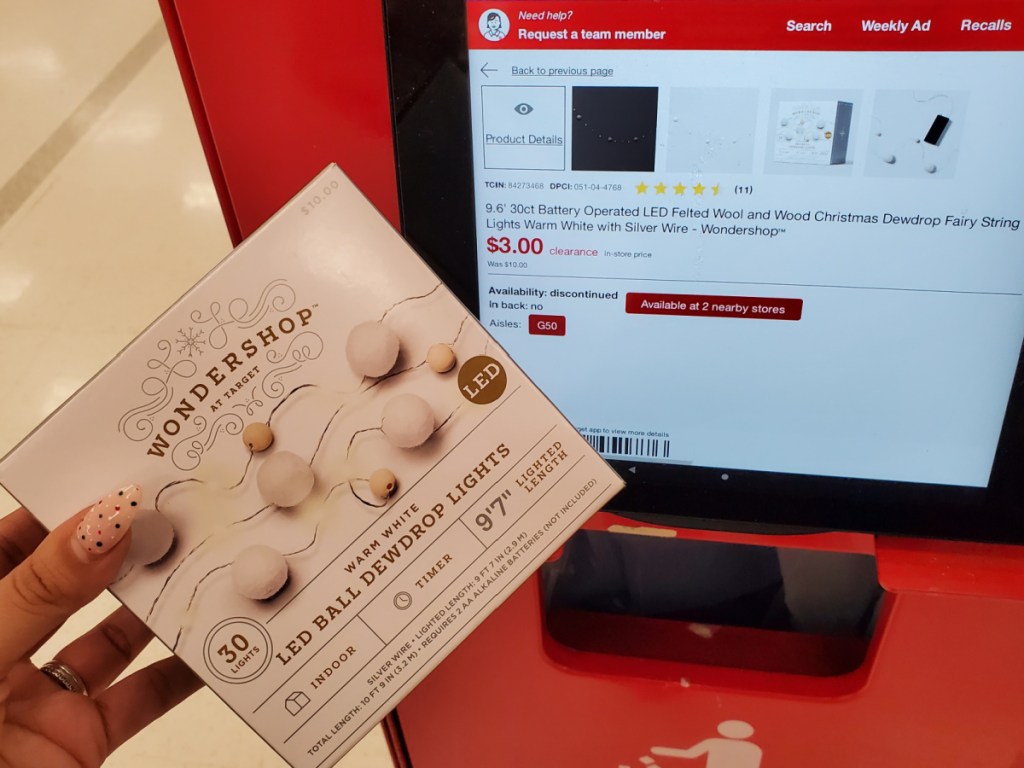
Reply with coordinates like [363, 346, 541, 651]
[924, 114, 951, 145]
[572, 86, 658, 172]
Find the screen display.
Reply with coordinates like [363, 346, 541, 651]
[463, 1, 1024, 491]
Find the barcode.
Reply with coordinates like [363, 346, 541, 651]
[584, 434, 670, 459]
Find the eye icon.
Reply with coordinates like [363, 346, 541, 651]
[514, 103, 533, 115]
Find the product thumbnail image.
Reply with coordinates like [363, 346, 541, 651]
[572, 86, 659, 172]
[773, 100, 854, 166]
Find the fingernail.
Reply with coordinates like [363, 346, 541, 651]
[75, 485, 142, 557]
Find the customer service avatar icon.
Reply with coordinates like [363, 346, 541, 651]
[479, 8, 510, 41]
[622, 721, 763, 768]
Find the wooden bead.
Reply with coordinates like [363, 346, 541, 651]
[426, 343, 456, 373]
[369, 469, 398, 499]
[243, 422, 274, 452]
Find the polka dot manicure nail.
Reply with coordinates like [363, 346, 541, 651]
[75, 485, 142, 555]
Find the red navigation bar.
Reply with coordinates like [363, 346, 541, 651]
[467, 1, 1021, 51]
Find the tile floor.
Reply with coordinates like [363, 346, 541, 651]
[0, 2, 393, 765]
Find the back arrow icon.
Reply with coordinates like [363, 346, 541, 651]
[480, 63, 498, 77]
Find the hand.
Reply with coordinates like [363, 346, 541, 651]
[0, 488, 202, 767]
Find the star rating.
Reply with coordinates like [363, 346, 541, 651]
[635, 180, 723, 197]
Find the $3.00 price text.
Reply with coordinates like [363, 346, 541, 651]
[485, 236, 544, 255]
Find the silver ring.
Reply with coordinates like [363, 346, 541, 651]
[39, 660, 88, 696]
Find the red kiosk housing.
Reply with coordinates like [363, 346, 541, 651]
[158, 3, 1024, 765]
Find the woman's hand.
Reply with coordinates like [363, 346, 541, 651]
[0, 488, 201, 767]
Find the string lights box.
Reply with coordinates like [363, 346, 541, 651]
[0, 165, 622, 768]
[774, 100, 854, 165]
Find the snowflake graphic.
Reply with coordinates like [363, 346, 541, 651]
[176, 327, 207, 357]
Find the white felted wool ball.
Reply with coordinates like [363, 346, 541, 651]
[381, 394, 434, 448]
[257, 450, 315, 507]
[129, 508, 175, 565]
[346, 321, 400, 377]
[232, 545, 289, 600]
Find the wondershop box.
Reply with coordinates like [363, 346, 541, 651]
[0, 165, 623, 767]
[774, 100, 853, 165]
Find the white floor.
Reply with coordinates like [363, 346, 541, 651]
[0, 2, 393, 765]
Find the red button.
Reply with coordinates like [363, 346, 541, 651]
[529, 314, 566, 335]
[625, 293, 803, 321]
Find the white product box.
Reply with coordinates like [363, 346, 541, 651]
[0, 165, 623, 767]
[774, 101, 853, 165]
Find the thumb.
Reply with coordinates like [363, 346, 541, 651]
[0, 485, 141, 673]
